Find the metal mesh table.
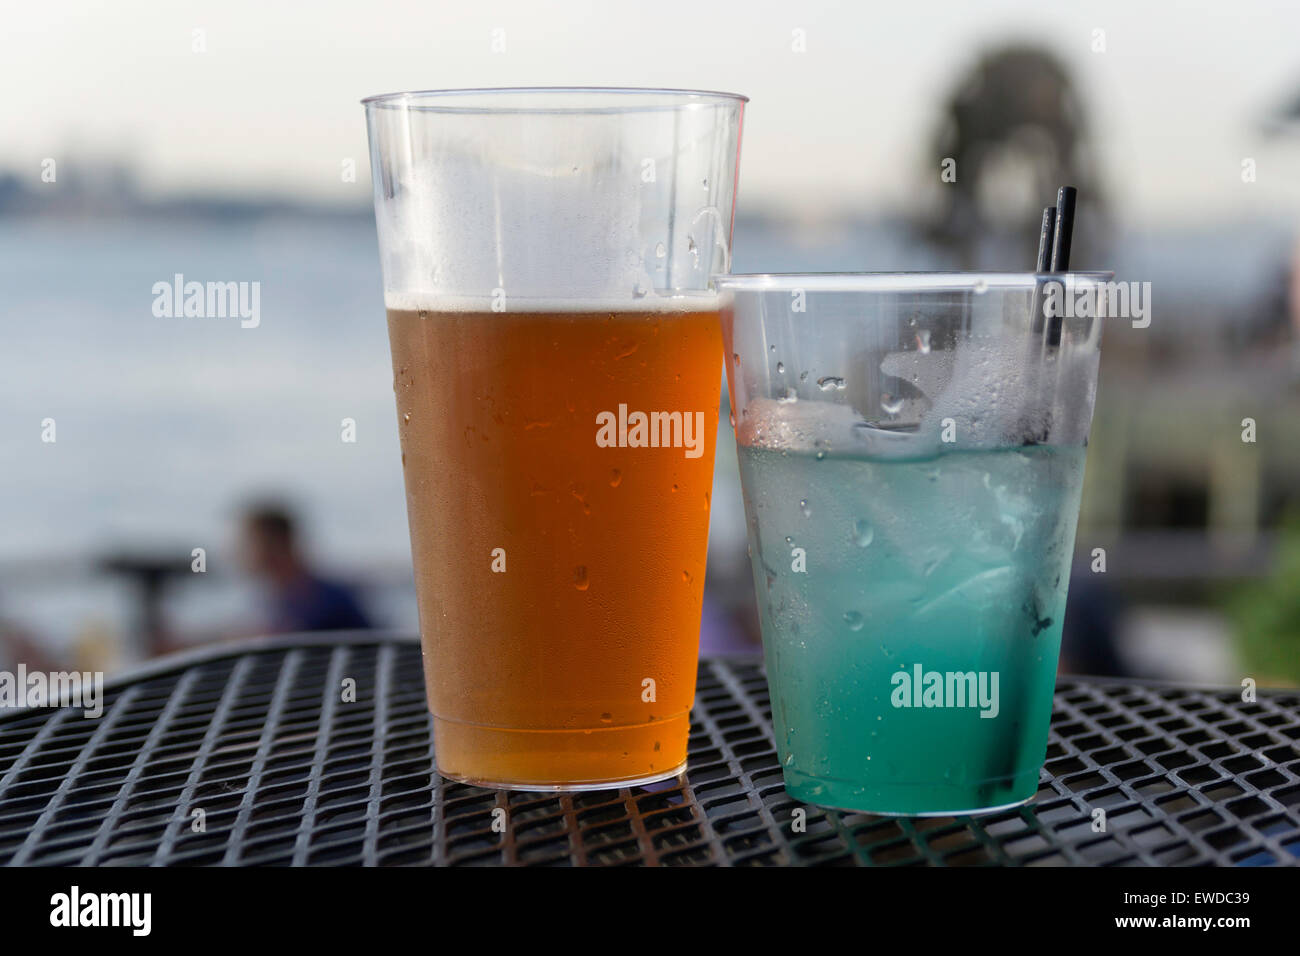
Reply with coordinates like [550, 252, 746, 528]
[2, 634, 1298, 866]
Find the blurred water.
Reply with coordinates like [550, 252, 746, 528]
[0, 217, 411, 652]
[0, 214, 1286, 663]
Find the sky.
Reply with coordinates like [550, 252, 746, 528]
[4, 0, 1300, 224]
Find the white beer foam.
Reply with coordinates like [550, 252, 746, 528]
[383, 291, 720, 313]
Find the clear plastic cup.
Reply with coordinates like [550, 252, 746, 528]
[364, 88, 745, 790]
[718, 272, 1108, 814]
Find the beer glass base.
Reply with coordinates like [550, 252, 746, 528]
[431, 713, 690, 792]
[437, 763, 688, 793]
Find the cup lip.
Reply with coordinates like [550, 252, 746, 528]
[361, 86, 749, 111]
[714, 271, 1115, 292]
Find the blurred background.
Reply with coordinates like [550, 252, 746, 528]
[3, 0, 1299, 685]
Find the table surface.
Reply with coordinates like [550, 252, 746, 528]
[1, 634, 1298, 866]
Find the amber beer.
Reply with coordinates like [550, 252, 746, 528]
[387, 304, 723, 787]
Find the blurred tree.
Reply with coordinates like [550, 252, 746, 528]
[928, 45, 1104, 269]
[1226, 511, 1300, 685]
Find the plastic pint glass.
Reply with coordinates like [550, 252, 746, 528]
[719, 273, 1106, 814]
[363, 88, 746, 789]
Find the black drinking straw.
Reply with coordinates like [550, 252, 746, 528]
[1045, 186, 1077, 347]
[1037, 208, 1056, 269]
[1029, 206, 1056, 334]
[1023, 187, 1078, 445]
[1049, 186, 1077, 272]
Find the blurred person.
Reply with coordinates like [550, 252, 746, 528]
[240, 502, 372, 634]
[0, 616, 58, 673]
[1058, 568, 1127, 677]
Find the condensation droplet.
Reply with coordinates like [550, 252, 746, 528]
[776, 361, 785, 374]
[799, 498, 812, 518]
[916, 329, 931, 353]
[610, 469, 622, 487]
[573, 566, 589, 590]
[853, 519, 874, 547]
[881, 394, 905, 415]
[844, 611, 865, 631]
[655, 242, 666, 258]
[817, 376, 845, 391]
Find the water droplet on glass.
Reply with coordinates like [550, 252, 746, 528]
[785, 536, 793, 545]
[916, 329, 931, 353]
[687, 235, 699, 267]
[973, 278, 988, 294]
[799, 498, 812, 517]
[777, 388, 798, 404]
[799, 371, 809, 382]
[610, 469, 622, 487]
[732, 352, 741, 367]
[817, 376, 845, 391]
[599, 712, 613, 724]
[776, 361, 785, 374]
[853, 519, 874, 547]
[844, 611, 865, 631]
[402, 412, 411, 424]
[573, 566, 589, 590]
[655, 242, 666, 258]
[881, 393, 905, 415]
[632, 282, 647, 298]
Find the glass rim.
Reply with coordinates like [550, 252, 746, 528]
[714, 271, 1115, 292]
[361, 86, 749, 112]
